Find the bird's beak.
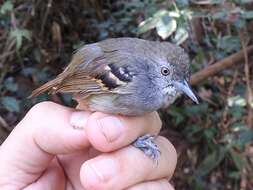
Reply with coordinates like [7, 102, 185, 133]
[173, 80, 199, 104]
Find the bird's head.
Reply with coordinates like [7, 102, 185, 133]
[148, 42, 199, 105]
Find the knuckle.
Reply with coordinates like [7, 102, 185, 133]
[29, 101, 55, 116]
[157, 180, 174, 190]
[86, 113, 116, 152]
[80, 164, 102, 190]
[157, 179, 175, 190]
[25, 101, 56, 124]
[82, 179, 100, 190]
[127, 179, 172, 190]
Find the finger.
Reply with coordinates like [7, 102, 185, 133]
[85, 111, 162, 152]
[0, 102, 90, 188]
[57, 150, 91, 190]
[127, 179, 174, 190]
[23, 159, 65, 190]
[29, 102, 91, 154]
[57, 148, 100, 190]
[80, 136, 177, 190]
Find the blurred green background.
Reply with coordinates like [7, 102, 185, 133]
[0, 0, 253, 189]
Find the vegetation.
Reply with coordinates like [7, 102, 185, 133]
[0, 0, 253, 189]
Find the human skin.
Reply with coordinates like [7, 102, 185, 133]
[0, 101, 177, 190]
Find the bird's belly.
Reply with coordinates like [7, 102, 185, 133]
[85, 93, 159, 116]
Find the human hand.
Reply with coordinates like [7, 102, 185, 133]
[0, 101, 177, 190]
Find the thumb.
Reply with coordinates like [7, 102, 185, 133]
[0, 101, 90, 188]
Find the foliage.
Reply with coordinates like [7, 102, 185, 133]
[0, 0, 253, 189]
[10, 28, 31, 50]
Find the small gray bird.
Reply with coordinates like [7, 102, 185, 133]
[31, 37, 198, 162]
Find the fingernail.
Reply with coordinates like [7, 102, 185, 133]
[70, 112, 89, 129]
[98, 116, 123, 142]
[85, 158, 118, 183]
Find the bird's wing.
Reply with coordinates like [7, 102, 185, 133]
[30, 39, 136, 98]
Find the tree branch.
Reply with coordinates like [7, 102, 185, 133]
[190, 45, 253, 85]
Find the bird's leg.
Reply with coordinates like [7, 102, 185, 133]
[132, 134, 160, 164]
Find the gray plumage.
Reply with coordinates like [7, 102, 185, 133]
[31, 37, 193, 115]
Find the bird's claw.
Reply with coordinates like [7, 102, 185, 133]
[132, 134, 160, 164]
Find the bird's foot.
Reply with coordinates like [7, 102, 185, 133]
[132, 134, 160, 164]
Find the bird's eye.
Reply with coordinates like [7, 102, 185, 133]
[161, 67, 170, 76]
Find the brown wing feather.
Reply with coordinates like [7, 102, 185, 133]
[30, 44, 109, 98]
[53, 71, 108, 94]
[29, 75, 63, 98]
[30, 38, 137, 99]
[29, 70, 109, 98]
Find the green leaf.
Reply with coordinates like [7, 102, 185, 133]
[138, 17, 158, 34]
[169, 108, 185, 125]
[22, 67, 37, 76]
[0, 0, 13, 15]
[172, 27, 189, 45]
[138, 9, 178, 37]
[183, 124, 203, 142]
[228, 95, 246, 107]
[184, 103, 209, 117]
[1, 96, 20, 112]
[180, 9, 194, 19]
[196, 146, 227, 176]
[237, 128, 253, 147]
[217, 36, 241, 53]
[234, 83, 246, 96]
[239, 0, 253, 3]
[229, 149, 245, 170]
[33, 48, 42, 63]
[3, 77, 18, 92]
[212, 10, 227, 19]
[250, 101, 253, 108]
[176, 0, 189, 7]
[228, 106, 246, 119]
[225, 123, 253, 148]
[231, 123, 247, 132]
[156, 16, 177, 39]
[153, 10, 169, 18]
[234, 18, 246, 28]
[203, 127, 217, 140]
[10, 29, 31, 50]
[35, 67, 52, 83]
[228, 171, 241, 179]
[241, 11, 253, 19]
[191, 0, 223, 5]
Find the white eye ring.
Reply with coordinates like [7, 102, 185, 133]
[161, 67, 170, 76]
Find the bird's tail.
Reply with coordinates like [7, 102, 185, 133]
[29, 77, 62, 98]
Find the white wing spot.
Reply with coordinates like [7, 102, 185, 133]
[108, 72, 126, 86]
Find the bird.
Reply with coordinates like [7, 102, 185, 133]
[30, 37, 198, 162]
